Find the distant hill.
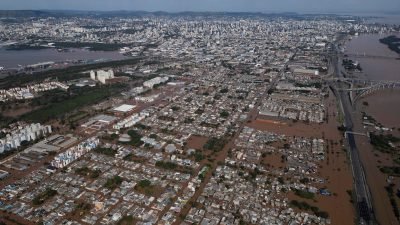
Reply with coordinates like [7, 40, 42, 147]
[0, 10, 53, 17]
[0, 10, 301, 18]
[0, 10, 352, 20]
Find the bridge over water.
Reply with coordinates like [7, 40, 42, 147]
[324, 77, 400, 104]
[344, 53, 400, 60]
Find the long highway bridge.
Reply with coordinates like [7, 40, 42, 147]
[344, 53, 400, 60]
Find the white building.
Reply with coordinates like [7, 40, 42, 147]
[143, 76, 169, 88]
[90, 69, 115, 84]
[0, 123, 52, 154]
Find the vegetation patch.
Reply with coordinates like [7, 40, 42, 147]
[385, 184, 400, 220]
[127, 130, 143, 147]
[379, 35, 400, 55]
[72, 201, 92, 217]
[0, 58, 140, 89]
[193, 151, 205, 162]
[117, 215, 137, 225]
[290, 200, 329, 219]
[134, 123, 151, 130]
[32, 188, 58, 205]
[104, 175, 123, 190]
[370, 133, 399, 153]
[54, 42, 128, 51]
[155, 160, 193, 174]
[75, 166, 101, 179]
[293, 189, 315, 199]
[21, 85, 125, 123]
[203, 137, 227, 152]
[94, 147, 117, 157]
[155, 161, 178, 170]
[219, 110, 230, 118]
[134, 179, 161, 197]
[379, 166, 400, 176]
[123, 153, 146, 163]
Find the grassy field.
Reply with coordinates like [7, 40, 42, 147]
[21, 84, 125, 122]
[0, 57, 141, 89]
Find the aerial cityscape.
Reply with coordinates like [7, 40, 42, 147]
[0, 1, 400, 225]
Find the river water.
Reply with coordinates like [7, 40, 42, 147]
[0, 48, 127, 69]
[345, 31, 400, 225]
[345, 33, 400, 128]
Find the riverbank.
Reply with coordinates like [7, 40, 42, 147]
[345, 33, 400, 225]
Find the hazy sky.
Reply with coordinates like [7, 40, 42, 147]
[0, 0, 399, 13]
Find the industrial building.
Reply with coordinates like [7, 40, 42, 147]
[112, 104, 136, 113]
[143, 76, 169, 88]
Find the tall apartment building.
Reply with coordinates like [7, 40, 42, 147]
[90, 69, 115, 84]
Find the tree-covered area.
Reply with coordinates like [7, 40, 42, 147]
[32, 188, 58, 205]
[155, 160, 193, 174]
[203, 137, 227, 152]
[134, 179, 160, 197]
[379, 35, 400, 55]
[385, 184, 400, 220]
[117, 215, 137, 225]
[155, 161, 178, 170]
[294, 189, 315, 199]
[104, 175, 123, 190]
[69, 200, 93, 217]
[5, 44, 49, 51]
[53, 42, 129, 51]
[0, 57, 141, 89]
[20, 84, 126, 123]
[370, 133, 400, 153]
[290, 200, 329, 219]
[94, 147, 117, 157]
[75, 166, 101, 179]
[219, 110, 230, 118]
[127, 130, 143, 146]
[380, 166, 400, 176]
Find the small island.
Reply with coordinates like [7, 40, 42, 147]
[379, 35, 400, 55]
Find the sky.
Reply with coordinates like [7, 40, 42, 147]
[0, 0, 399, 14]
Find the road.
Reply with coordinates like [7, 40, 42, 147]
[330, 42, 376, 225]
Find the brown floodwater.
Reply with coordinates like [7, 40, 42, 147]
[345, 33, 400, 126]
[345, 33, 399, 80]
[360, 90, 400, 129]
[345, 33, 400, 225]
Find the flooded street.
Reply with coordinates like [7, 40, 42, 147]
[250, 90, 356, 225]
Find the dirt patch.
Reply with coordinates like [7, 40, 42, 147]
[186, 135, 209, 150]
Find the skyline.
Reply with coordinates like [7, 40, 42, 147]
[1, 0, 400, 14]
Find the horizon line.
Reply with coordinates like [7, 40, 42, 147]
[0, 9, 399, 16]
